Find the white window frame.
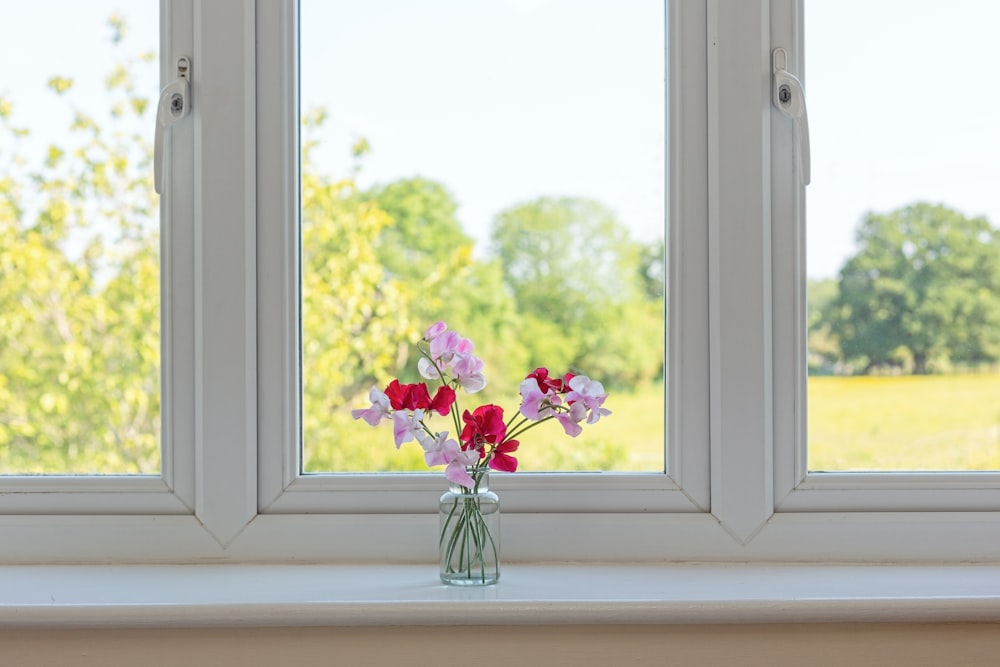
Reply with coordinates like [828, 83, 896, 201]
[1, 0, 997, 565]
[0, 1, 199, 519]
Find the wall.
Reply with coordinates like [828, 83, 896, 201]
[2, 623, 999, 666]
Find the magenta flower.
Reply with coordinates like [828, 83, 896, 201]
[460, 404, 507, 452]
[524, 367, 570, 394]
[488, 439, 519, 472]
[428, 385, 456, 416]
[384, 380, 430, 411]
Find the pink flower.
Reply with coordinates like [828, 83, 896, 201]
[417, 432, 478, 487]
[418, 324, 488, 393]
[451, 352, 486, 393]
[555, 402, 588, 437]
[425, 320, 447, 341]
[418, 431, 458, 467]
[429, 329, 463, 364]
[393, 409, 424, 449]
[445, 448, 480, 488]
[518, 378, 560, 421]
[351, 386, 391, 426]
[565, 375, 612, 424]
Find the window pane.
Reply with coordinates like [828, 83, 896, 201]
[806, 1, 1000, 471]
[300, 0, 666, 473]
[0, 3, 161, 474]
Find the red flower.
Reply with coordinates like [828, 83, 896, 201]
[525, 368, 562, 393]
[384, 380, 429, 411]
[525, 368, 575, 394]
[460, 404, 507, 450]
[428, 385, 456, 416]
[385, 380, 455, 416]
[489, 439, 519, 472]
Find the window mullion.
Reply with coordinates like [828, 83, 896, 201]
[669, 0, 711, 510]
[707, 0, 775, 541]
[192, 0, 258, 545]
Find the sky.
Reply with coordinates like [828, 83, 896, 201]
[3, 1, 999, 279]
[805, 0, 1000, 277]
[299, 0, 667, 249]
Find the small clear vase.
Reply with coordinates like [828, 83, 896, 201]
[439, 470, 500, 586]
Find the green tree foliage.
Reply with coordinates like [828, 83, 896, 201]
[826, 203, 1000, 374]
[807, 278, 839, 373]
[367, 177, 471, 284]
[490, 197, 664, 388]
[300, 119, 417, 423]
[0, 21, 160, 473]
[364, 177, 527, 397]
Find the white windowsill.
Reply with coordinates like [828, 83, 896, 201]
[1, 563, 999, 628]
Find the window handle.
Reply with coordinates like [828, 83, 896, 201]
[154, 56, 191, 195]
[772, 48, 810, 186]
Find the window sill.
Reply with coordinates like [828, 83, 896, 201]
[1, 563, 999, 628]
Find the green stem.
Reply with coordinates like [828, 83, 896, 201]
[440, 482, 498, 582]
[505, 414, 556, 443]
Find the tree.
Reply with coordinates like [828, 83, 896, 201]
[806, 278, 840, 373]
[366, 177, 472, 284]
[0, 16, 161, 472]
[826, 203, 1000, 374]
[490, 196, 664, 388]
[299, 118, 418, 419]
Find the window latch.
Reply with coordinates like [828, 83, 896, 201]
[154, 56, 191, 195]
[772, 48, 810, 186]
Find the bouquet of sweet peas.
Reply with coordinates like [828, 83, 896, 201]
[352, 321, 611, 486]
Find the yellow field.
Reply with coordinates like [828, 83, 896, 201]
[808, 374, 1000, 471]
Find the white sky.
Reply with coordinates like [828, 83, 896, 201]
[4, 2, 999, 279]
[805, 0, 1000, 278]
[300, 0, 667, 248]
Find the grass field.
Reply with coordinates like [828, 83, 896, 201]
[808, 374, 1000, 471]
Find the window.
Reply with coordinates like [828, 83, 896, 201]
[804, 0, 1000, 473]
[0, 3, 161, 475]
[1, 0, 996, 565]
[297, 0, 667, 475]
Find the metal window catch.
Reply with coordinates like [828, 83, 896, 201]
[772, 48, 810, 186]
[154, 56, 191, 195]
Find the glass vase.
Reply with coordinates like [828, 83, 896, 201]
[439, 471, 500, 585]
